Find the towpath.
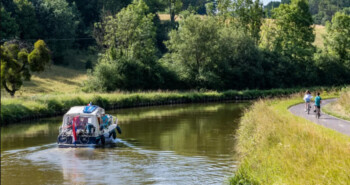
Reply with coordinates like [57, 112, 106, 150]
[289, 99, 350, 136]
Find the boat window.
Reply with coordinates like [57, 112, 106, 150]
[63, 116, 93, 131]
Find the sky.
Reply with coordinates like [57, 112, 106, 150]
[262, 0, 281, 5]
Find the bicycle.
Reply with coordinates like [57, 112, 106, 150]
[306, 102, 311, 114]
[315, 106, 321, 119]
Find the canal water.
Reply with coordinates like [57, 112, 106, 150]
[1, 102, 247, 185]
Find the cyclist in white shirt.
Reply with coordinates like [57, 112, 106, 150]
[303, 90, 313, 112]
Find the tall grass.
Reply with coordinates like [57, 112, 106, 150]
[323, 88, 350, 121]
[0, 86, 344, 125]
[231, 94, 350, 184]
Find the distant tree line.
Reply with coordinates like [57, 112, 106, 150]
[84, 0, 350, 92]
[1, 0, 350, 96]
[265, 0, 350, 25]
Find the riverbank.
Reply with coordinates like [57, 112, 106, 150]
[322, 88, 350, 121]
[1, 87, 345, 125]
[1, 88, 306, 124]
[231, 94, 350, 184]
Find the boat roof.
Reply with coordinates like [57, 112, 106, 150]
[65, 106, 105, 116]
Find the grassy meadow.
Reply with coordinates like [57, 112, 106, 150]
[231, 92, 350, 184]
[18, 65, 87, 96]
[323, 88, 350, 121]
[0, 49, 97, 97]
[314, 24, 326, 48]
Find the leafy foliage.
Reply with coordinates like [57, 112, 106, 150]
[0, 6, 19, 39]
[314, 12, 350, 85]
[31, 0, 80, 64]
[28, 40, 51, 72]
[324, 12, 350, 66]
[232, 0, 264, 43]
[101, 0, 157, 62]
[1, 40, 50, 96]
[265, 0, 350, 25]
[271, 0, 315, 61]
[86, 0, 174, 91]
[13, 0, 39, 39]
[162, 14, 264, 90]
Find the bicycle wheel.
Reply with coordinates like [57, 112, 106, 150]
[316, 107, 320, 119]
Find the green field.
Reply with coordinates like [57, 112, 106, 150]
[231, 92, 350, 184]
[20, 65, 87, 96]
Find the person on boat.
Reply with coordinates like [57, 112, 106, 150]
[101, 114, 110, 129]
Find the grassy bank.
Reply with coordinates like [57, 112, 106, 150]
[231, 93, 350, 184]
[1, 87, 339, 125]
[323, 88, 350, 121]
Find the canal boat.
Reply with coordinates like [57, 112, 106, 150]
[57, 104, 121, 147]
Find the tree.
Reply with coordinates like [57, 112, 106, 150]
[324, 12, 350, 68]
[259, 0, 316, 86]
[1, 40, 51, 96]
[270, 0, 315, 62]
[87, 0, 168, 91]
[232, 0, 264, 43]
[162, 13, 264, 89]
[311, 0, 350, 25]
[0, 6, 19, 40]
[97, 0, 157, 63]
[217, 25, 264, 89]
[167, 0, 183, 27]
[162, 15, 221, 89]
[264, 1, 281, 17]
[212, 0, 263, 43]
[31, 0, 80, 64]
[182, 0, 208, 14]
[13, 0, 38, 39]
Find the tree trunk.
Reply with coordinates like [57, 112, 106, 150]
[170, 11, 175, 27]
[3, 82, 16, 97]
[169, 0, 175, 27]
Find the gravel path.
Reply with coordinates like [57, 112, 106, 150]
[289, 99, 350, 136]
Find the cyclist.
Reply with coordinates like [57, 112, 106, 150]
[314, 92, 322, 114]
[303, 90, 313, 112]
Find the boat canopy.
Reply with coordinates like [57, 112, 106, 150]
[61, 105, 107, 130]
[65, 106, 105, 116]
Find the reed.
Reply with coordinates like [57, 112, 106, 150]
[230, 93, 350, 184]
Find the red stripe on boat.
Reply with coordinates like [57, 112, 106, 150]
[72, 116, 79, 144]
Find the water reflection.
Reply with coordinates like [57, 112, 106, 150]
[115, 103, 245, 158]
[1, 102, 247, 185]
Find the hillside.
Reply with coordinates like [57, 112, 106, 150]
[1, 65, 87, 98]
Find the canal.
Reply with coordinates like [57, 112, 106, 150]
[1, 102, 247, 185]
